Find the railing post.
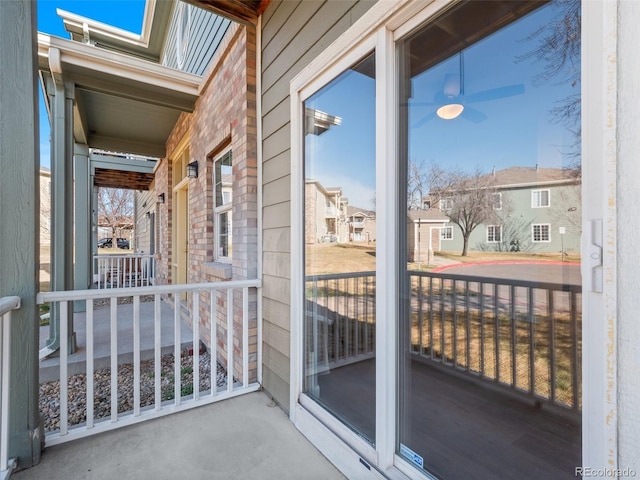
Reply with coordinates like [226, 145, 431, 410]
[1, 298, 21, 478]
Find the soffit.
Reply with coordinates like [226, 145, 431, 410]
[58, 0, 175, 62]
[38, 33, 201, 159]
[191, 0, 269, 26]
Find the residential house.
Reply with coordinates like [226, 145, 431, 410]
[438, 166, 581, 255]
[406, 209, 449, 263]
[2, 1, 639, 480]
[346, 205, 375, 243]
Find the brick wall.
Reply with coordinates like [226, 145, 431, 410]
[154, 23, 258, 384]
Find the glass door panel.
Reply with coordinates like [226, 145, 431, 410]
[303, 53, 377, 443]
[397, 1, 582, 478]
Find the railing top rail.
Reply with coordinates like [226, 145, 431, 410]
[304, 270, 581, 293]
[37, 279, 261, 304]
[0, 296, 21, 316]
[410, 269, 582, 293]
[93, 253, 155, 258]
[306, 271, 376, 282]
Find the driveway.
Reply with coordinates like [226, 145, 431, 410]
[435, 261, 582, 286]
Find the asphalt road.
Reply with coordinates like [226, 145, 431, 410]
[438, 262, 582, 286]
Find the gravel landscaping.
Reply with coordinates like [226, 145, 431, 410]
[40, 351, 230, 432]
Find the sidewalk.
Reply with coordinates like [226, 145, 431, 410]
[39, 300, 193, 382]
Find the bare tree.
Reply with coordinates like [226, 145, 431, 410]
[428, 166, 499, 256]
[97, 188, 134, 238]
[518, 0, 581, 161]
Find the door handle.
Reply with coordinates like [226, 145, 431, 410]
[588, 219, 603, 293]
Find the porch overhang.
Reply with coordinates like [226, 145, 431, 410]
[191, 0, 270, 26]
[37, 32, 202, 159]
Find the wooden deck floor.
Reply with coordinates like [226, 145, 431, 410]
[316, 358, 580, 479]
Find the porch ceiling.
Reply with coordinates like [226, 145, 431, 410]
[38, 33, 202, 159]
[93, 168, 155, 190]
[192, 0, 269, 25]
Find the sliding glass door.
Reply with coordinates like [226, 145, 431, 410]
[303, 53, 377, 444]
[397, 1, 582, 478]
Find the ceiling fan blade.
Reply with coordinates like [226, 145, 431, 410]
[461, 106, 488, 123]
[412, 111, 438, 129]
[465, 84, 525, 103]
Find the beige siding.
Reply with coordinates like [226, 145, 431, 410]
[260, 0, 377, 410]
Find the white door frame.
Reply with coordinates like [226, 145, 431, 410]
[289, 0, 617, 477]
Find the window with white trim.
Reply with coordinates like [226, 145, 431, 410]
[487, 225, 502, 243]
[531, 189, 550, 208]
[441, 226, 453, 240]
[532, 223, 551, 242]
[214, 149, 232, 261]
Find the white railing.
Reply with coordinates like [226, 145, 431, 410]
[1, 296, 20, 480]
[37, 280, 260, 445]
[93, 254, 154, 289]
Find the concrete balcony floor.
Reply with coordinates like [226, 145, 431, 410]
[13, 392, 345, 480]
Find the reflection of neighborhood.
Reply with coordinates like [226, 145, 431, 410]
[425, 166, 581, 256]
[307, 166, 581, 261]
[305, 179, 375, 244]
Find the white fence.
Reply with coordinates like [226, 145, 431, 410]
[93, 254, 154, 289]
[0, 296, 20, 480]
[37, 280, 260, 445]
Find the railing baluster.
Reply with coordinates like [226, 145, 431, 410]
[154, 293, 161, 409]
[418, 275, 424, 355]
[465, 280, 471, 372]
[440, 278, 445, 363]
[133, 295, 141, 416]
[429, 276, 434, 360]
[193, 291, 200, 400]
[211, 289, 217, 396]
[548, 290, 556, 403]
[174, 294, 182, 405]
[60, 301, 69, 436]
[242, 287, 249, 388]
[355, 275, 360, 356]
[528, 287, 535, 396]
[510, 285, 516, 389]
[570, 291, 579, 410]
[110, 298, 118, 422]
[86, 300, 94, 429]
[480, 281, 485, 377]
[452, 279, 458, 367]
[494, 283, 500, 383]
[226, 288, 233, 393]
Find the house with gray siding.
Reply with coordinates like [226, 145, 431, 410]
[2, 1, 640, 479]
[438, 166, 581, 255]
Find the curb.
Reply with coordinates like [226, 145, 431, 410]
[432, 260, 581, 273]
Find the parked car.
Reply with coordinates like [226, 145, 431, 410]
[97, 237, 130, 249]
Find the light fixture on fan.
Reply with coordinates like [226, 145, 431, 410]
[436, 52, 465, 120]
[436, 103, 464, 120]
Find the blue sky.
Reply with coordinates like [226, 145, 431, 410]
[303, 1, 579, 208]
[38, 0, 146, 168]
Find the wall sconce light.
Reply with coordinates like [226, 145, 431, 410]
[187, 161, 199, 178]
[145, 211, 151, 219]
[157, 193, 165, 204]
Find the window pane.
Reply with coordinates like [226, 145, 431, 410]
[218, 210, 232, 257]
[303, 53, 376, 443]
[398, 1, 581, 478]
[215, 151, 232, 208]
